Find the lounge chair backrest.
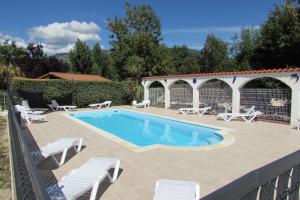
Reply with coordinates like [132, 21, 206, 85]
[22, 100, 30, 110]
[104, 101, 112, 105]
[144, 100, 151, 106]
[245, 106, 255, 115]
[51, 100, 60, 107]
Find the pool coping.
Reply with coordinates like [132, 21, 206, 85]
[62, 108, 236, 153]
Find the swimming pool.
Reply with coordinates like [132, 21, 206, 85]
[71, 110, 223, 147]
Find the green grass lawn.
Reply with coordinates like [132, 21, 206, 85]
[0, 117, 10, 189]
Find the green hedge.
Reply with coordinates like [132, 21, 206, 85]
[10, 80, 129, 107]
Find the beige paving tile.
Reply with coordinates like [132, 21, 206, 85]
[25, 106, 300, 199]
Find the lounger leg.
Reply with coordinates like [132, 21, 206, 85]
[89, 179, 101, 200]
[59, 148, 68, 166]
[111, 160, 121, 183]
[195, 184, 200, 200]
[76, 138, 83, 152]
[51, 155, 60, 166]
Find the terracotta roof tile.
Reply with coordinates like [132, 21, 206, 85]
[143, 68, 300, 80]
[38, 72, 110, 81]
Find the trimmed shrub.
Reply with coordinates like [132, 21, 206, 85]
[10, 79, 129, 107]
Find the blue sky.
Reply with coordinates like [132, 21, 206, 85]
[0, 0, 282, 54]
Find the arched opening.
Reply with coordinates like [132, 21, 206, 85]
[148, 81, 165, 107]
[170, 80, 193, 109]
[240, 77, 291, 123]
[198, 79, 232, 113]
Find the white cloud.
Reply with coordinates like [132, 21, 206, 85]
[163, 25, 259, 34]
[0, 33, 27, 48]
[28, 20, 101, 54]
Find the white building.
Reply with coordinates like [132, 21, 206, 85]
[142, 68, 300, 127]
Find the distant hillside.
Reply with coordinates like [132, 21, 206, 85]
[188, 48, 201, 56]
[53, 53, 69, 62]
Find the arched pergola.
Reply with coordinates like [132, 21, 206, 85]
[148, 81, 165, 107]
[240, 77, 292, 122]
[169, 80, 193, 109]
[142, 68, 300, 127]
[198, 79, 233, 113]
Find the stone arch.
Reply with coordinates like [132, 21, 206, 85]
[238, 75, 293, 90]
[169, 79, 193, 109]
[239, 76, 292, 123]
[197, 77, 233, 90]
[167, 79, 194, 89]
[144, 80, 166, 89]
[198, 78, 233, 113]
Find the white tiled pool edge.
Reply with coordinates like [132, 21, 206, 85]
[62, 108, 235, 153]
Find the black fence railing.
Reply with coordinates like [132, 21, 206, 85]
[201, 149, 300, 200]
[6, 92, 50, 200]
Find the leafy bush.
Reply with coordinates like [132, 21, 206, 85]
[10, 80, 129, 107]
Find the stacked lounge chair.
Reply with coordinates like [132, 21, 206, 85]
[14, 105, 46, 124]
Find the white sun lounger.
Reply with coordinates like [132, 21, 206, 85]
[178, 106, 212, 116]
[136, 100, 151, 108]
[89, 100, 112, 109]
[14, 105, 46, 124]
[217, 106, 262, 122]
[48, 100, 77, 111]
[47, 157, 121, 200]
[22, 100, 48, 113]
[32, 138, 83, 166]
[153, 179, 200, 200]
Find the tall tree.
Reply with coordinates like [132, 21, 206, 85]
[69, 39, 92, 74]
[0, 40, 28, 67]
[108, 3, 162, 81]
[91, 43, 112, 78]
[164, 45, 200, 74]
[230, 28, 258, 70]
[251, 1, 300, 68]
[200, 34, 229, 72]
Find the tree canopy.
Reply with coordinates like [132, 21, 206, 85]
[1, 0, 299, 87]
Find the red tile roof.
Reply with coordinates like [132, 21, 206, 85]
[143, 68, 300, 79]
[38, 72, 110, 81]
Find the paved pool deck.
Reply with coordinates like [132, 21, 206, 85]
[26, 106, 300, 200]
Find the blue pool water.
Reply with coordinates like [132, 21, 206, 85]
[71, 110, 223, 147]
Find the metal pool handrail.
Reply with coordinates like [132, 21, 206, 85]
[6, 92, 50, 200]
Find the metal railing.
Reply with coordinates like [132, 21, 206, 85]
[201, 149, 300, 200]
[6, 92, 50, 200]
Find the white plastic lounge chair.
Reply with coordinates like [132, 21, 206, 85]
[153, 179, 200, 200]
[89, 100, 112, 109]
[22, 100, 48, 113]
[48, 100, 77, 111]
[31, 138, 83, 166]
[14, 105, 46, 124]
[178, 106, 212, 116]
[217, 106, 262, 122]
[136, 100, 151, 108]
[47, 157, 121, 200]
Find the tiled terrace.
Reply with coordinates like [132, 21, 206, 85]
[26, 106, 300, 200]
